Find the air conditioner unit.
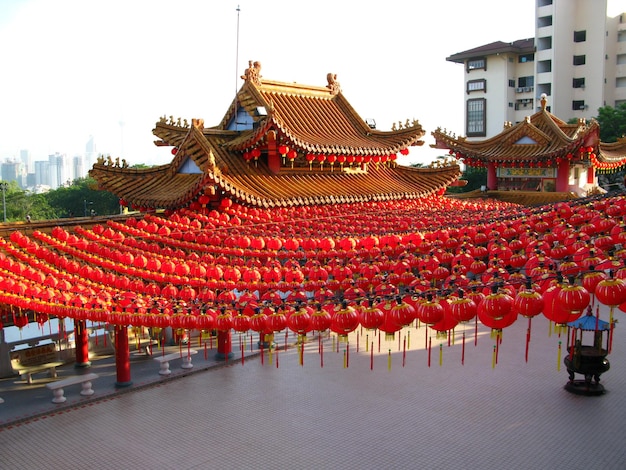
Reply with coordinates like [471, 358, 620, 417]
[579, 105, 587, 110]
[524, 87, 533, 92]
[516, 87, 524, 93]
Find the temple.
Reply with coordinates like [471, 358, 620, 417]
[89, 62, 461, 211]
[432, 94, 626, 196]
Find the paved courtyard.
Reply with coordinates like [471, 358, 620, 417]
[1, 311, 625, 469]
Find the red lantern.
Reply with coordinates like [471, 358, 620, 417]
[359, 304, 384, 330]
[447, 291, 477, 323]
[415, 295, 445, 325]
[596, 277, 626, 307]
[330, 302, 360, 339]
[310, 305, 332, 332]
[287, 305, 312, 336]
[477, 289, 514, 321]
[513, 288, 543, 318]
[557, 284, 590, 317]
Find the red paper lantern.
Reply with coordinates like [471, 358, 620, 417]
[310, 305, 332, 332]
[287, 306, 312, 336]
[557, 284, 590, 316]
[447, 291, 477, 323]
[330, 302, 360, 339]
[595, 277, 626, 307]
[415, 296, 445, 325]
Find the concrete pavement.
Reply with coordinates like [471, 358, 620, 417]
[1, 313, 625, 469]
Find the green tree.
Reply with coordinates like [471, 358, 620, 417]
[446, 166, 487, 194]
[45, 177, 121, 218]
[596, 103, 626, 143]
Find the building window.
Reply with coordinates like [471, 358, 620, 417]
[573, 77, 586, 89]
[519, 54, 534, 63]
[508, 79, 516, 87]
[518, 76, 534, 91]
[572, 100, 587, 111]
[537, 36, 552, 51]
[573, 55, 586, 66]
[467, 58, 486, 72]
[617, 77, 626, 88]
[574, 30, 586, 42]
[537, 60, 552, 73]
[537, 16, 553, 28]
[618, 31, 626, 42]
[467, 98, 486, 137]
[467, 79, 486, 94]
[538, 0, 552, 6]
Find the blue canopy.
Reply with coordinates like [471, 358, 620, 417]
[568, 312, 610, 331]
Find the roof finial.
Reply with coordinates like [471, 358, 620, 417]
[241, 60, 262, 86]
[540, 93, 548, 111]
[326, 73, 341, 95]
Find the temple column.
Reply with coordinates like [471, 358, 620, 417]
[215, 330, 233, 360]
[266, 130, 280, 174]
[487, 162, 497, 190]
[74, 320, 91, 368]
[556, 159, 570, 192]
[0, 329, 14, 378]
[114, 325, 132, 387]
[587, 165, 595, 185]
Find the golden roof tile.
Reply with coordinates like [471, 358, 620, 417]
[90, 66, 461, 209]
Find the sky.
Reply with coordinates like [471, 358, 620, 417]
[0, 0, 624, 168]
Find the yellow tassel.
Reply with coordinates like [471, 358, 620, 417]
[557, 341, 561, 371]
[365, 335, 369, 352]
[439, 344, 443, 366]
[407, 331, 410, 350]
[492, 345, 496, 369]
[387, 349, 392, 371]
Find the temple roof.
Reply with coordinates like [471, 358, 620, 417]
[90, 65, 460, 210]
[599, 137, 626, 162]
[431, 95, 601, 166]
[446, 39, 535, 64]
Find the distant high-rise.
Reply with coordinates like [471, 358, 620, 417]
[85, 135, 96, 174]
[19, 149, 31, 174]
[446, 0, 625, 139]
[72, 155, 83, 183]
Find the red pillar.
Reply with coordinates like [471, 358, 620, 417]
[266, 130, 280, 174]
[215, 330, 233, 360]
[114, 325, 133, 387]
[556, 159, 570, 192]
[487, 162, 497, 190]
[74, 320, 91, 368]
[587, 166, 595, 184]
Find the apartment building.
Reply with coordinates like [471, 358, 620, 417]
[446, 0, 626, 139]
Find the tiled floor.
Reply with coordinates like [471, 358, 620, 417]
[1, 312, 625, 470]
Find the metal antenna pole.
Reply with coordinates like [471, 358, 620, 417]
[233, 5, 241, 131]
[235, 5, 241, 97]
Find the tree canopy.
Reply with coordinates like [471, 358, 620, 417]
[596, 103, 626, 143]
[0, 177, 121, 223]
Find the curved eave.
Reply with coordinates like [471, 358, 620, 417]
[209, 162, 461, 208]
[431, 116, 598, 163]
[598, 137, 626, 162]
[89, 164, 206, 210]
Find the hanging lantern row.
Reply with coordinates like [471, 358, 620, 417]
[590, 152, 626, 174]
[242, 147, 262, 165]
[449, 149, 578, 169]
[239, 144, 403, 171]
